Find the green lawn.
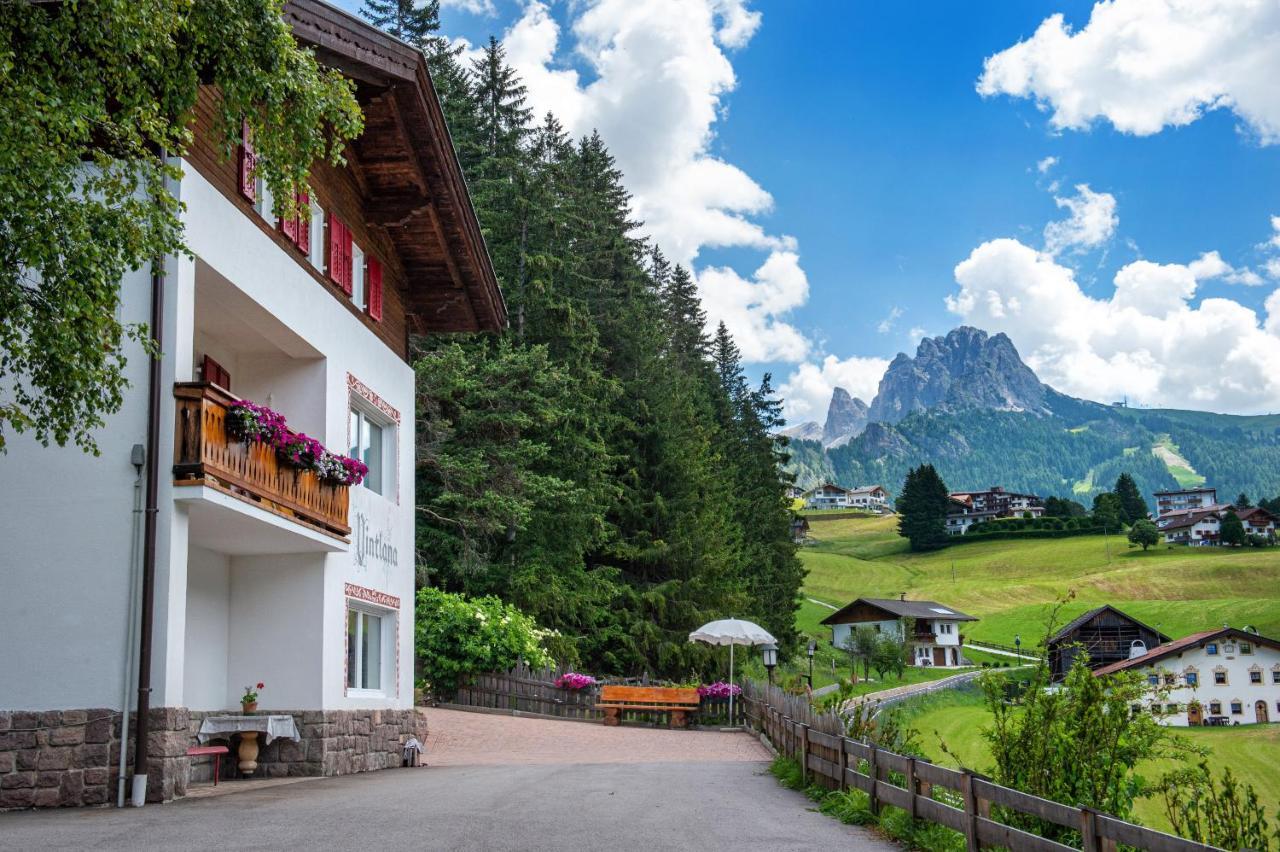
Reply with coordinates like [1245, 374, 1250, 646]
[899, 686, 1280, 833]
[799, 515, 1280, 649]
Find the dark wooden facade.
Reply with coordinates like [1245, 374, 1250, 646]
[1047, 605, 1170, 682]
[183, 0, 504, 361]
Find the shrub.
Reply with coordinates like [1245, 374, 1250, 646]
[414, 587, 559, 698]
[1158, 762, 1275, 850]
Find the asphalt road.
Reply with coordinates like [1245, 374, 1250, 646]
[0, 761, 897, 851]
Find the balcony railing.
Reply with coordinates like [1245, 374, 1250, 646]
[173, 382, 351, 538]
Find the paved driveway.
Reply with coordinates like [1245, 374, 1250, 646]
[0, 709, 898, 851]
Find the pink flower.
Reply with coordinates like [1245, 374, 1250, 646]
[555, 672, 597, 690]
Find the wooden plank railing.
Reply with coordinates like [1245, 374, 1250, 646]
[172, 382, 351, 537]
[741, 680, 1218, 852]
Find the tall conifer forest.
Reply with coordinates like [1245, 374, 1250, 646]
[361, 5, 804, 677]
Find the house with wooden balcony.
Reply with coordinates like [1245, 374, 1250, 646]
[820, 595, 978, 668]
[0, 1, 503, 807]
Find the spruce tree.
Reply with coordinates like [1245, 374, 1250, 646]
[897, 464, 950, 551]
[360, 0, 441, 48]
[1114, 473, 1148, 524]
[1235, 492, 1251, 509]
[1092, 492, 1124, 531]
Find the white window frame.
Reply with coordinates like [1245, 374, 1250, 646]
[254, 174, 274, 223]
[349, 399, 395, 499]
[309, 201, 326, 269]
[345, 602, 395, 697]
[351, 242, 366, 310]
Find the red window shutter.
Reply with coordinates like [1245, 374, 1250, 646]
[202, 355, 231, 391]
[367, 257, 383, 321]
[329, 215, 352, 294]
[296, 192, 311, 254]
[239, 121, 256, 202]
[281, 195, 298, 242]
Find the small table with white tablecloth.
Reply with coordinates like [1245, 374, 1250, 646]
[197, 715, 301, 777]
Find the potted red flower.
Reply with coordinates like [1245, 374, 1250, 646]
[241, 682, 264, 713]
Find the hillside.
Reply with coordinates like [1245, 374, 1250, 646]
[783, 327, 1280, 503]
[798, 515, 1280, 648]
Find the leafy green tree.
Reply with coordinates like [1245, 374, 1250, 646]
[843, 625, 880, 682]
[414, 587, 563, 698]
[897, 464, 950, 551]
[1158, 762, 1276, 850]
[1127, 519, 1160, 551]
[1092, 492, 1124, 531]
[0, 0, 361, 452]
[1220, 510, 1246, 546]
[872, 631, 910, 681]
[981, 654, 1177, 839]
[1043, 496, 1087, 518]
[1114, 473, 1149, 524]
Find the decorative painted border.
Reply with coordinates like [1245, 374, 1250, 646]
[343, 583, 402, 699]
[347, 372, 401, 424]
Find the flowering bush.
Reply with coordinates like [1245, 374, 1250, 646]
[224, 399, 366, 485]
[555, 672, 597, 691]
[697, 681, 742, 699]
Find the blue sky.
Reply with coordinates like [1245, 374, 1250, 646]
[336, 0, 1280, 419]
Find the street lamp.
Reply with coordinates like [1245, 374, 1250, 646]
[762, 643, 778, 685]
[1014, 634, 1021, 657]
[806, 640, 816, 688]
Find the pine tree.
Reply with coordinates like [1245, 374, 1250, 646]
[1114, 473, 1148, 524]
[1092, 492, 1124, 531]
[1220, 510, 1246, 546]
[359, 0, 441, 48]
[897, 465, 950, 551]
[1235, 492, 1252, 509]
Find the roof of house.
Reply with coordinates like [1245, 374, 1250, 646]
[820, 597, 978, 626]
[1092, 626, 1280, 676]
[286, 0, 505, 333]
[848, 485, 887, 496]
[1154, 487, 1217, 496]
[1159, 510, 1223, 532]
[1238, 506, 1278, 525]
[1047, 605, 1172, 646]
[806, 482, 851, 495]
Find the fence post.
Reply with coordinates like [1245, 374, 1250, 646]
[1079, 807, 1115, 852]
[799, 723, 810, 785]
[867, 744, 880, 816]
[838, 737, 848, 792]
[960, 771, 980, 852]
[905, 757, 918, 821]
[782, 716, 792, 758]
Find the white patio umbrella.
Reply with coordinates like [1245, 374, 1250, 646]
[689, 618, 777, 725]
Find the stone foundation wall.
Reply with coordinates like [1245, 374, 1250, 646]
[0, 709, 124, 808]
[1, 707, 427, 809]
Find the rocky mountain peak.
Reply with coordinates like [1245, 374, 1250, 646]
[823, 387, 869, 447]
[866, 326, 1048, 424]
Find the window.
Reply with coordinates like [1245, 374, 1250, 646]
[1273, 669, 1280, 685]
[1162, 673, 1176, 687]
[1209, 701, 1221, 715]
[309, 202, 326, 269]
[1206, 643, 1218, 655]
[1166, 703, 1179, 714]
[349, 405, 388, 496]
[1130, 704, 1142, 717]
[1185, 672, 1198, 687]
[351, 243, 366, 310]
[1250, 670, 1262, 684]
[346, 607, 387, 693]
[1149, 705, 1161, 715]
[1230, 702, 1243, 715]
[254, 174, 274, 223]
[1239, 641, 1253, 655]
[1214, 670, 1227, 685]
[1147, 674, 1159, 687]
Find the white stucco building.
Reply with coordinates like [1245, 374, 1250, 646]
[0, 1, 503, 808]
[821, 597, 977, 668]
[1094, 627, 1280, 727]
[803, 483, 889, 512]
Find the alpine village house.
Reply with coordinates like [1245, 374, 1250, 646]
[821, 596, 978, 668]
[0, 2, 504, 809]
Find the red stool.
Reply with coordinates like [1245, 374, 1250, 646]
[186, 745, 230, 785]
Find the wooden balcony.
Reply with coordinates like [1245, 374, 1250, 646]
[173, 382, 350, 539]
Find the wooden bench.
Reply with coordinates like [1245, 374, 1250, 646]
[595, 685, 700, 728]
[187, 745, 229, 785]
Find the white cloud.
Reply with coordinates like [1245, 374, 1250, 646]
[1036, 156, 1058, 173]
[441, 0, 495, 15]
[1266, 258, 1280, 281]
[1266, 215, 1280, 251]
[697, 251, 810, 363]
[946, 238, 1280, 413]
[498, 0, 806, 362]
[778, 355, 891, 425]
[978, 0, 1280, 144]
[877, 306, 903, 334]
[1043, 184, 1117, 255]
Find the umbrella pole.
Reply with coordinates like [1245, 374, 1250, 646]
[729, 643, 734, 727]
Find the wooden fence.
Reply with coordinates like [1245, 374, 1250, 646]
[446, 664, 746, 727]
[742, 680, 1218, 852]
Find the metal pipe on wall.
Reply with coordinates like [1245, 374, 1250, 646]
[117, 444, 146, 807]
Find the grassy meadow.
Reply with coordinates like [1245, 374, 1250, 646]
[798, 514, 1280, 649]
